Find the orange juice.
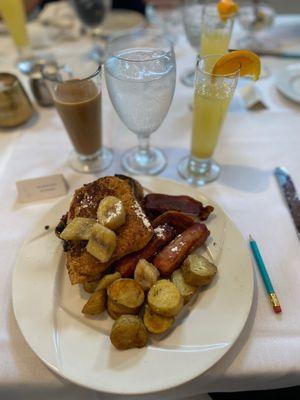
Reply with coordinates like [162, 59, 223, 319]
[0, 0, 29, 48]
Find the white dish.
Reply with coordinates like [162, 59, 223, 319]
[275, 64, 300, 104]
[12, 177, 254, 395]
[98, 10, 145, 37]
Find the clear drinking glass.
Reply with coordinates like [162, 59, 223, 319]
[178, 54, 239, 186]
[200, 3, 235, 57]
[105, 30, 176, 175]
[43, 62, 113, 173]
[181, 0, 205, 87]
[0, 0, 36, 74]
[237, 1, 275, 50]
[145, 0, 182, 44]
[71, 0, 111, 63]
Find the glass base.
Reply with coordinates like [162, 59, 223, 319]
[69, 147, 113, 173]
[17, 56, 38, 75]
[122, 146, 167, 175]
[88, 45, 105, 64]
[178, 156, 220, 186]
[180, 69, 195, 87]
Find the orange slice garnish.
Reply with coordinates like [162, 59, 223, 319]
[217, 0, 239, 20]
[212, 50, 261, 80]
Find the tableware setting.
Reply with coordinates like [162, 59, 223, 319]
[2, 0, 300, 398]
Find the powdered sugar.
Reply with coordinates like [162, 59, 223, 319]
[132, 200, 152, 231]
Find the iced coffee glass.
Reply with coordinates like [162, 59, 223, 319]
[43, 62, 113, 173]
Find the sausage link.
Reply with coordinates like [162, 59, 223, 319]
[153, 223, 210, 277]
[115, 224, 176, 277]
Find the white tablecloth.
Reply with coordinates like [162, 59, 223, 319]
[1, 14, 300, 399]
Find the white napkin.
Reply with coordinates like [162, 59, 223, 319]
[29, 1, 81, 48]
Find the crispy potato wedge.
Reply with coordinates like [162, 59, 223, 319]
[83, 280, 100, 293]
[171, 269, 197, 304]
[143, 305, 174, 334]
[107, 278, 145, 309]
[110, 315, 148, 350]
[107, 298, 139, 320]
[95, 271, 121, 291]
[182, 254, 217, 287]
[134, 259, 159, 291]
[147, 279, 183, 317]
[82, 289, 107, 315]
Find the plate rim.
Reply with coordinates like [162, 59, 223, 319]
[275, 63, 300, 104]
[12, 176, 254, 394]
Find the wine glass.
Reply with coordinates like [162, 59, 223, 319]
[71, 0, 111, 63]
[145, 0, 182, 44]
[181, 0, 205, 87]
[237, 1, 275, 50]
[105, 29, 176, 175]
[178, 54, 239, 186]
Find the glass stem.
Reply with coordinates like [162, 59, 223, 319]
[138, 136, 150, 154]
[136, 136, 151, 166]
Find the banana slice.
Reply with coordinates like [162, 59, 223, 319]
[97, 196, 126, 231]
[60, 217, 95, 241]
[134, 259, 160, 291]
[86, 223, 116, 262]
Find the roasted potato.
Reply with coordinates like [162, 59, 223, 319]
[107, 278, 145, 309]
[182, 254, 217, 287]
[134, 259, 159, 291]
[95, 271, 121, 291]
[147, 279, 183, 317]
[171, 269, 197, 304]
[82, 289, 107, 315]
[143, 305, 174, 334]
[83, 280, 100, 293]
[107, 298, 139, 320]
[110, 315, 148, 350]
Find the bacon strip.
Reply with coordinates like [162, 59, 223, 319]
[152, 211, 196, 232]
[115, 224, 177, 277]
[143, 193, 214, 220]
[153, 223, 210, 277]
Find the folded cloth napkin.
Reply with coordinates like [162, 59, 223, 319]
[26, 2, 81, 49]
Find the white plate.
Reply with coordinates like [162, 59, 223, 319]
[12, 177, 253, 395]
[98, 10, 145, 37]
[275, 63, 300, 104]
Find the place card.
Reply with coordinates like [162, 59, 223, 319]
[16, 174, 68, 203]
[240, 84, 268, 110]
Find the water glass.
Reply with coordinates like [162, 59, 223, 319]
[237, 1, 275, 50]
[178, 54, 239, 186]
[181, 0, 205, 87]
[105, 30, 176, 175]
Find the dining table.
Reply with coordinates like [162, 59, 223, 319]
[0, 10, 300, 400]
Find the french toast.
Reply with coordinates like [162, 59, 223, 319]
[57, 176, 153, 284]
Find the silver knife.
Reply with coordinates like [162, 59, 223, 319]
[274, 167, 300, 240]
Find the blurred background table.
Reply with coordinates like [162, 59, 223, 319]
[0, 7, 300, 400]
